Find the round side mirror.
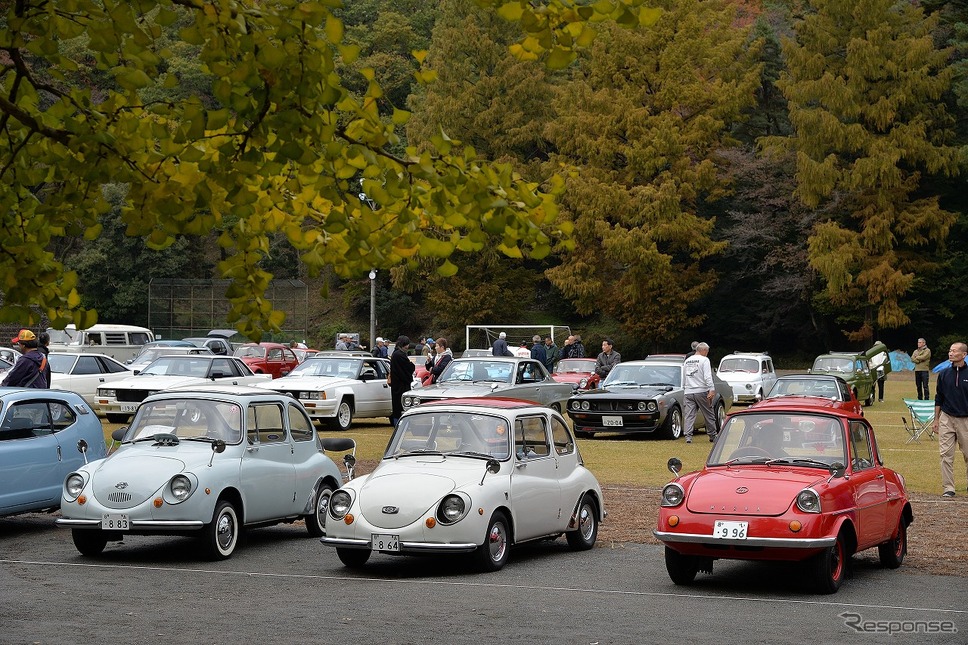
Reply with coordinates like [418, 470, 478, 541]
[667, 457, 683, 476]
[111, 427, 128, 442]
[828, 462, 846, 478]
[486, 458, 501, 474]
[212, 440, 226, 454]
[77, 439, 88, 454]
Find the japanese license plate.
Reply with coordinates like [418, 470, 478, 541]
[120, 404, 138, 413]
[713, 520, 748, 539]
[101, 513, 130, 531]
[602, 416, 624, 427]
[371, 534, 400, 552]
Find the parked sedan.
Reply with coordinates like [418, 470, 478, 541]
[57, 386, 352, 559]
[0, 347, 22, 365]
[321, 398, 605, 571]
[654, 403, 912, 593]
[94, 355, 271, 423]
[0, 388, 107, 517]
[48, 352, 132, 407]
[401, 357, 575, 412]
[127, 345, 214, 373]
[762, 374, 862, 415]
[551, 358, 600, 390]
[257, 355, 391, 430]
[567, 356, 732, 440]
[234, 342, 300, 378]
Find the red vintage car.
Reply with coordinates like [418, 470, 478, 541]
[551, 358, 600, 390]
[409, 355, 432, 386]
[233, 342, 299, 378]
[653, 403, 912, 594]
[760, 374, 862, 415]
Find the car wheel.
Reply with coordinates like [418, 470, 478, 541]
[664, 546, 699, 585]
[71, 529, 107, 556]
[550, 402, 562, 413]
[203, 500, 240, 560]
[811, 531, 847, 594]
[878, 516, 907, 569]
[565, 494, 598, 551]
[476, 511, 510, 572]
[329, 400, 353, 431]
[305, 483, 333, 538]
[106, 413, 129, 424]
[661, 406, 683, 440]
[714, 402, 726, 433]
[336, 547, 371, 569]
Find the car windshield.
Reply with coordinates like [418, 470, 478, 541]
[234, 346, 267, 359]
[812, 356, 854, 372]
[438, 360, 514, 384]
[719, 357, 759, 373]
[141, 357, 212, 377]
[290, 357, 362, 377]
[555, 359, 592, 374]
[769, 378, 840, 400]
[708, 412, 846, 466]
[385, 411, 511, 460]
[603, 364, 680, 387]
[47, 354, 77, 373]
[123, 399, 244, 444]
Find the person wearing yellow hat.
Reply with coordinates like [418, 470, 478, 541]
[2, 329, 48, 388]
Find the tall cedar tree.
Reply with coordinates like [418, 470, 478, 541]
[762, 0, 961, 341]
[543, 0, 761, 343]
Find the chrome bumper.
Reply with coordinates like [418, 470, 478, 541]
[653, 530, 836, 549]
[57, 518, 205, 529]
[320, 536, 479, 554]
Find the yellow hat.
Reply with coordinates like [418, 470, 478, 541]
[12, 329, 36, 343]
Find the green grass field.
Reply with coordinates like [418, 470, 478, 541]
[100, 372, 949, 494]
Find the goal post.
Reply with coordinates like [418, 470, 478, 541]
[465, 325, 573, 352]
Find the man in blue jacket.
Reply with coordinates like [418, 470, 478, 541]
[933, 342, 968, 498]
[2, 329, 48, 388]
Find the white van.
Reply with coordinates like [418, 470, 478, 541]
[46, 324, 155, 362]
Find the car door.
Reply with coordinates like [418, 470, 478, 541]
[762, 359, 777, 396]
[0, 401, 65, 513]
[354, 358, 391, 416]
[510, 415, 562, 540]
[848, 420, 888, 548]
[511, 360, 546, 404]
[287, 403, 320, 505]
[65, 355, 114, 401]
[240, 403, 297, 522]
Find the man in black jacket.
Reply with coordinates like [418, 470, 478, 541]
[2, 329, 48, 388]
[388, 336, 415, 427]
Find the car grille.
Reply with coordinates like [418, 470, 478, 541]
[588, 400, 644, 412]
[106, 492, 132, 503]
[116, 390, 151, 403]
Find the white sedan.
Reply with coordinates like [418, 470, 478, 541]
[95, 355, 270, 423]
[321, 398, 605, 571]
[48, 352, 132, 407]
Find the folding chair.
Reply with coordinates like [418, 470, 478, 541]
[902, 398, 936, 444]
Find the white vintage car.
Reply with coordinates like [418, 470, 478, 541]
[94, 355, 270, 423]
[321, 398, 605, 571]
[48, 352, 132, 408]
[57, 386, 354, 560]
[401, 357, 575, 412]
[256, 354, 392, 430]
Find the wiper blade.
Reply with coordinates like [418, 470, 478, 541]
[767, 457, 831, 468]
[394, 449, 443, 458]
[723, 457, 771, 466]
[644, 382, 674, 387]
[449, 450, 495, 460]
[606, 381, 638, 387]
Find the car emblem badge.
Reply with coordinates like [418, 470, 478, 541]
[382, 506, 399, 514]
[115, 482, 129, 490]
[736, 487, 748, 494]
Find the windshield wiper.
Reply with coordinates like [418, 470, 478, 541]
[605, 381, 638, 387]
[723, 456, 771, 467]
[393, 449, 443, 458]
[644, 382, 674, 387]
[766, 457, 832, 468]
[449, 450, 495, 460]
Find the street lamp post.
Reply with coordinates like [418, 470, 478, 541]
[368, 269, 377, 350]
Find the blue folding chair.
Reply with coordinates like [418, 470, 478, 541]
[902, 398, 936, 443]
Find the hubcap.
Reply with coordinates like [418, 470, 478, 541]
[338, 404, 351, 426]
[217, 511, 236, 551]
[316, 492, 330, 529]
[488, 522, 507, 562]
[578, 504, 594, 540]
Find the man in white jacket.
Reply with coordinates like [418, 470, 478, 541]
[683, 342, 718, 444]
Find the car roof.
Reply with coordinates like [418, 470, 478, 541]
[420, 397, 545, 410]
[151, 384, 286, 398]
[642, 354, 686, 363]
[239, 342, 290, 348]
[735, 399, 860, 419]
[775, 373, 849, 385]
[721, 352, 770, 358]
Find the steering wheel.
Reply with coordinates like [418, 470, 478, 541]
[728, 446, 771, 460]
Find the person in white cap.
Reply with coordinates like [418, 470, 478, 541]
[492, 331, 513, 357]
[372, 337, 388, 358]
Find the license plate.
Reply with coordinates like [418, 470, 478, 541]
[602, 416, 624, 427]
[101, 513, 130, 531]
[120, 404, 138, 413]
[713, 520, 748, 539]
[371, 533, 400, 552]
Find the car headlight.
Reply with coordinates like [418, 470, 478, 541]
[796, 489, 821, 514]
[578, 378, 588, 388]
[65, 473, 86, 500]
[330, 490, 353, 519]
[169, 475, 193, 502]
[647, 401, 657, 412]
[436, 494, 468, 524]
[570, 400, 580, 411]
[581, 400, 590, 411]
[98, 388, 116, 398]
[300, 391, 320, 400]
[661, 483, 685, 507]
[637, 401, 647, 411]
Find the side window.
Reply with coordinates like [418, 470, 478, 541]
[51, 401, 77, 432]
[249, 404, 286, 443]
[551, 416, 574, 455]
[288, 404, 314, 442]
[849, 421, 873, 470]
[283, 348, 297, 363]
[211, 358, 238, 378]
[129, 332, 151, 345]
[514, 416, 550, 458]
[0, 402, 52, 439]
[98, 357, 129, 374]
[74, 356, 101, 375]
[372, 360, 388, 378]
[839, 380, 852, 401]
[268, 348, 283, 361]
[87, 333, 102, 345]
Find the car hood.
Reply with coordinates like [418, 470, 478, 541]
[259, 375, 357, 390]
[412, 382, 503, 398]
[577, 384, 673, 397]
[357, 457, 496, 529]
[685, 468, 828, 516]
[552, 374, 589, 384]
[89, 449, 198, 509]
[113, 375, 207, 390]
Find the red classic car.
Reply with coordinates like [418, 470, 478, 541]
[551, 358, 600, 390]
[233, 342, 299, 378]
[408, 355, 432, 386]
[761, 374, 862, 416]
[653, 403, 912, 594]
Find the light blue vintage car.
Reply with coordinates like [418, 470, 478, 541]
[0, 387, 107, 518]
[57, 385, 353, 560]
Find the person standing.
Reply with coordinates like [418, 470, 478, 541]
[388, 336, 415, 427]
[413, 338, 426, 357]
[2, 330, 48, 388]
[544, 336, 560, 371]
[683, 342, 718, 444]
[422, 337, 434, 359]
[594, 339, 621, 380]
[932, 342, 968, 498]
[871, 348, 888, 403]
[560, 336, 575, 360]
[572, 334, 586, 359]
[913, 338, 932, 400]
[685, 341, 699, 358]
[38, 331, 51, 389]
[372, 337, 388, 358]
[530, 335, 547, 366]
[492, 331, 513, 357]
[426, 338, 453, 383]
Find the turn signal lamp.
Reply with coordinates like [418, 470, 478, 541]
[153, 498, 164, 508]
[668, 515, 680, 527]
[343, 513, 354, 525]
[426, 517, 436, 529]
[789, 521, 802, 533]
[77, 496, 87, 505]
